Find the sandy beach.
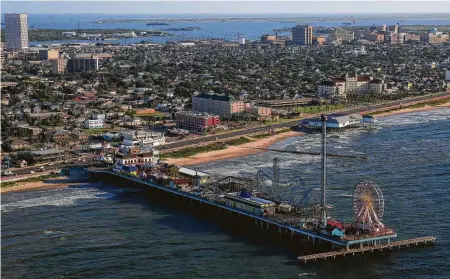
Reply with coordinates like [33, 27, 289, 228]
[165, 130, 303, 166]
[373, 102, 450, 118]
[1, 179, 86, 194]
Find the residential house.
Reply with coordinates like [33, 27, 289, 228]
[84, 119, 104, 129]
[5, 138, 30, 151]
[52, 129, 71, 143]
[71, 128, 88, 142]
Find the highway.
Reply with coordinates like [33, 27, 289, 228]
[156, 92, 449, 151]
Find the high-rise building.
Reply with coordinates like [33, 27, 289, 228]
[292, 25, 313, 45]
[0, 49, 5, 65]
[4, 14, 29, 51]
[389, 24, 399, 34]
[39, 49, 60, 60]
[192, 93, 245, 119]
[238, 34, 246, 45]
[67, 58, 99, 73]
[332, 28, 355, 42]
[51, 59, 68, 74]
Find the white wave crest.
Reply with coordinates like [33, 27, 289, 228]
[1, 188, 110, 213]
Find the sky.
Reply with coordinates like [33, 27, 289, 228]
[2, 1, 450, 14]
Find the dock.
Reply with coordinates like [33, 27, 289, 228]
[298, 236, 437, 263]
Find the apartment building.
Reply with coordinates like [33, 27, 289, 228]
[317, 74, 385, 99]
[176, 111, 220, 133]
[192, 93, 244, 119]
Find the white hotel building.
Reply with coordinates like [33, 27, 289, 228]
[317, 74, 385, 99]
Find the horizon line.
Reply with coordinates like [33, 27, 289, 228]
[2, 12, 450, 15]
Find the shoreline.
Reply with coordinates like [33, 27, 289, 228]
[164, 130, 303, 166]
[165, 102, 450, 166]
[1, 180, 85, 194]
[369, 102, 450, 118]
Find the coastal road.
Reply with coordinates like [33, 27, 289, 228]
[156, 92, 449, 151]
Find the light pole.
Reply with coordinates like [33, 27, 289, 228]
[320, 114, 328, 228]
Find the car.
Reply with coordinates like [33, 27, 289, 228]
[48, 163, 53, 166]
[2, 170, 13, 176]
[30, 171, 35, 174]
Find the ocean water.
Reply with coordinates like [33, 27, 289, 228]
[2, 108, 450, 279]
[8, 13, 450, 45]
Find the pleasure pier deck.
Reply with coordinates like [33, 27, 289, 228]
[87, 170, 399, 248]
[298, 236, 436, 263]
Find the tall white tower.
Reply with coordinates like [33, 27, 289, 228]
[238, 34, 246, 45]
[5, 13, 29, 51]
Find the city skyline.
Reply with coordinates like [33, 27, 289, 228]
[2, 1, 450, 14]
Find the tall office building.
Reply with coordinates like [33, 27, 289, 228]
[67, 58, 99, 73]
[51, 59, 68, 74]
[4, 14, 29, 51]
[292, 25, 313, 45]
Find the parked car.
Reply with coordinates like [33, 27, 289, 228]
[2, 170, 13, 176]
[30, 171, 35, 174]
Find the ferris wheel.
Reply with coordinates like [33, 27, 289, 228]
[353, 181, 385, 228]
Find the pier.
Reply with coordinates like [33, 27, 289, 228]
[298, 236, 437, 263]
[87, 170, 398, 247]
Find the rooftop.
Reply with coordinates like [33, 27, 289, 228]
[30, 148, 65, 156]
[194, 93, 235, 102]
